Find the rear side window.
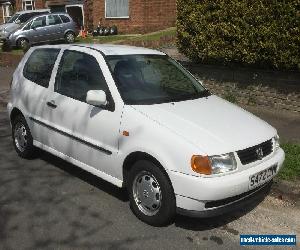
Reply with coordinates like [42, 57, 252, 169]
[59, 15, 70, 23]
[23, 48, 60, 87]
[47, 15, 62, 25]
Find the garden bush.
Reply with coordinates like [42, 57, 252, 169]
[177, 0, 300, 70]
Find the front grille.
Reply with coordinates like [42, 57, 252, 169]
[237, 139, 273, 165]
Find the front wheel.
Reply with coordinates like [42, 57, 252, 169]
[127, 160, 176, 226]
[65, 31, 75, 43]
[17, 38, 29, 50]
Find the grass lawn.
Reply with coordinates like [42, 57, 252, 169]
[0, 46, 23, 55]
[277, 143, 300, 181]
[128, 27, 176, 42]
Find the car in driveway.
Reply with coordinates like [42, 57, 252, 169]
[8, 13, 79, 49]
[0, 9, 50, 42]
[7, 44, 285, 226]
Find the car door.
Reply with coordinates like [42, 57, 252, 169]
[45, 46, 124, 178]
[46, 14, 63, 41]
[30, 15, 47, 43]
[19, 48, 61, 145]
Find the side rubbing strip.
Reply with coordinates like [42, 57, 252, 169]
[29, 117, 112, 155]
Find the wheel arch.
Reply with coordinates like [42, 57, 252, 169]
[64, 29, 75, 36]
[122, 151, 173, 189]
[10, 107, 24, 123]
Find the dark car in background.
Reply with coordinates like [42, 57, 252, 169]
[8, 13, 79, 49]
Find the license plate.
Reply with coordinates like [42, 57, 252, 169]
[249, 165, 277, 190]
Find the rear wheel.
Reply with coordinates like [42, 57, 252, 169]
[65, 31, 75, 43]
[12, 115, 35, 158]
[127, 160, 176, 226]
[17, 38, 29, 50]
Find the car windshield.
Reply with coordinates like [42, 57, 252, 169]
[7, 14, 20, 23]
[106, 55, 210, 105]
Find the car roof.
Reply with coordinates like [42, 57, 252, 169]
[16, 9, 50, 15]
[34, 44, 166, 56]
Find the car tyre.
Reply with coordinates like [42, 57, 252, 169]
[17, 38, 29, 51]
[127, 160, 176, 226]
[12, 115, 35, 158]
[65, 31, 75, 43]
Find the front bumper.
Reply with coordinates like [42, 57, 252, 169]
[169, 148, 285, 217]
[177, 181, 272, 218]
[0, 32, 9, 41]
[0, 35, 12, 48]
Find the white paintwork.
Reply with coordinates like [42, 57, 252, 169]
[86, 90, 107, 107]
[7, 44, 285, 215]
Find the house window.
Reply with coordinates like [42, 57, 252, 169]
[22, 0, 35, 11]
[105, 0, 129, 18]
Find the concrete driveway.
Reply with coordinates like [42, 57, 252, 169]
[0, 67, 299, 249]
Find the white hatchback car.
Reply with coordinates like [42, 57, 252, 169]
[8, 44, 285, 226]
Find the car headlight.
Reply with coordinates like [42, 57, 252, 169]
[274, 135, 280, 151]
[191, 153, 237, 175]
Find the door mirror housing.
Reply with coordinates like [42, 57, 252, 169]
[86, 90, 107, 108]
[15, 20, 21, 24]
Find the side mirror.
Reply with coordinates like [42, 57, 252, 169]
[15, 20, 21, 24]
[86, 90, 107, 108]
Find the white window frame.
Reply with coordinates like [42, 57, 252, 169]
[65, 4, 85, 27]
[22, 0, 35, 11]
[2, 2, 12, 23]
[105, 0, 129, 19]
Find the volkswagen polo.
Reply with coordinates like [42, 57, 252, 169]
[7, 44, 285, 226]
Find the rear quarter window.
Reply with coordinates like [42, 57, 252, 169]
[59, 15, 70, 23]
[23, 48, 60, 87]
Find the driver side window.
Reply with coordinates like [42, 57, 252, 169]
[31, 16, 46, 29]
[55, 50, 109, 102]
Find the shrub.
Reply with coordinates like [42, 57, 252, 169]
[177, 0, 300, 70]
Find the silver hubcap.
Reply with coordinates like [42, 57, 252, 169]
[67, 33, 74, 43]
[14, 122, 28, 152]
[20, 39, 27, 48]
[133, 171, 162, 216]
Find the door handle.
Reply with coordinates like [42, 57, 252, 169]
[47, 100, 57, 109]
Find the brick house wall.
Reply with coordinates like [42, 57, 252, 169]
[144, 0, 176, 32]
[84, 0, 176, 34]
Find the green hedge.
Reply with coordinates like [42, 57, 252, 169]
[177, 0, 300, 70]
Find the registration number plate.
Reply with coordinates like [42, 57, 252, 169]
[249, 165, 277, 190]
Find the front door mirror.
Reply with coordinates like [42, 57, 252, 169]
[86, 90, 107, 108]
[15, 19, 21, 24]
